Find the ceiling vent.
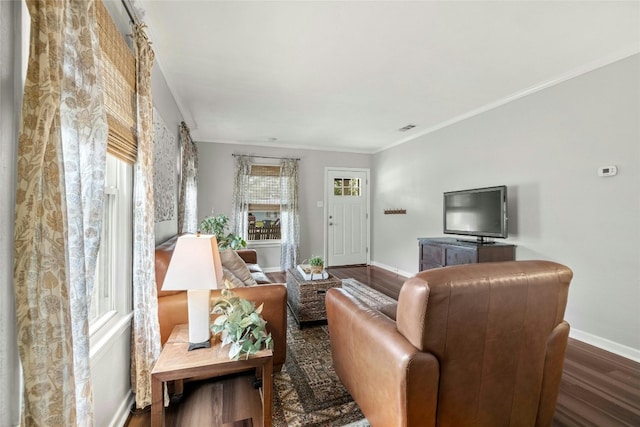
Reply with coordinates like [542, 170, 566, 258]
[398, 124, 416, 132]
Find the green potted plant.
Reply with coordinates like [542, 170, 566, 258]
[200, 213, 247, 250]
[210, 288, 273, 360]
[309, 255, 324, 274]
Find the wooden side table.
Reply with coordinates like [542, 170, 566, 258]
[151, 324, 273, 427]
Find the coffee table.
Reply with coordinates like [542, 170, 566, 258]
[286, 267, 342, 327]
[151, 324, 273, 427]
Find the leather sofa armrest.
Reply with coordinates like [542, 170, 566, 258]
[157, 292, 188, 345]
[236, 249, 257, 264]
[326, 288, 439, 427]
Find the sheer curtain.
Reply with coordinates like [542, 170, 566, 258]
[231, 156, 299, 270]
[13, 0, 107, 424]
[280, 159, 300, 270]
[231, 155, 252, 240]
[178, 121, 198, 233]
[130, 23, 162, 409]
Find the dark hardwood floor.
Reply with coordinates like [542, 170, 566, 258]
[126, 374, 263, 427]
[126, 265, 640, 427]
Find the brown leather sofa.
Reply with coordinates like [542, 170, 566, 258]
[326, 260, 572, 427]
[155, 235, 287, 371]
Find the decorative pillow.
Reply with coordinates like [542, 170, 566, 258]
[246, 263, 262, 273]
[220, 248, 258, 287]
[222, 267, 245, 288]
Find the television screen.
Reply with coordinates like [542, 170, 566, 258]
[443, 185, 508, 241]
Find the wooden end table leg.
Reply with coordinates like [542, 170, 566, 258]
[151, 375, 163, 427]
[262, 357, 273, 427]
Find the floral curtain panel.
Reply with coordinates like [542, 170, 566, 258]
[280, 159, 300, 270]
[14, 0, 107, 424]
[130, 23, 162, 410]
[178, 121, 199, 233]
[231, 155, 252, 240]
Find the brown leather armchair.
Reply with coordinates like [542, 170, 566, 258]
[326, 260, 572, 427]
[155, 235, 287, 371]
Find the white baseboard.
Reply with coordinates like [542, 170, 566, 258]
[110, 392, 134, 427]
[369, 261, 412, 279]
[570, 328, 640, 363]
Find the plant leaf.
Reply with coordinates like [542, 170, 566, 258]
[213, 315, 227, 326]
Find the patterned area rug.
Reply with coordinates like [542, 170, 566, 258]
[273, 278, 393, 426]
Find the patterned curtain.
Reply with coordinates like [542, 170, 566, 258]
[130, 23, 162, 409]
[177, 121, 198, 233]
[231, 155, 252, 240]
[14, 0, 107, 425]
[280, 159, 300, 270]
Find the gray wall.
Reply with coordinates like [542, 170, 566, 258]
[153, 61, 183, 244]
[197, 142, 371, 267]
[371, 55, 640, 357]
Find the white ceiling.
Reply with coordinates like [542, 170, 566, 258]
[134, 1, 640, 153]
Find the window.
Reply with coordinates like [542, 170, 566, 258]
[90, 188, 116, 327]
[89, 1, 135, 342]
[89, 154, 133, 339]
[334, 177, 361, 196]
[247, 165, 281, 241]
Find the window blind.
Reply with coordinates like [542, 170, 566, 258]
[248, 165, 281, 212]
[97, 0, 137, 163]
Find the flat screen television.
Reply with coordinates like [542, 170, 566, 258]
[443, 185, 508, 243]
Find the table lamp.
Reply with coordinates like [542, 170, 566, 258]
[161, 234, 223, 350]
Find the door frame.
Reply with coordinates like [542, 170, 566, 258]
[323, 167, 371, 266]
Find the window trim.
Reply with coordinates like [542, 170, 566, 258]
[247, 239, 281, 249]
[89, 155, 133, 355]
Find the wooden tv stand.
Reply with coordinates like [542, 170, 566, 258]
[418, 237, 516, 271]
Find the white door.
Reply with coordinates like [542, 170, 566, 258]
[326, 168, 369, 266]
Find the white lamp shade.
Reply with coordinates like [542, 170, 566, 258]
[161, 234, 223, 291]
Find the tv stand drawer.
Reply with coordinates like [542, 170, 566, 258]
[421, 244, 444, 269]
[446, 247, 476, 266]
[418, 237, 516, 271]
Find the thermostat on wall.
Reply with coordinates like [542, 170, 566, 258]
[598, 165, 618, 177]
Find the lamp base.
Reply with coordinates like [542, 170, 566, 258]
[188, 340, 211, 351]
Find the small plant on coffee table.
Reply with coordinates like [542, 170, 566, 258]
[309, 255, 324, 274]
[211, 288, 273, 360]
